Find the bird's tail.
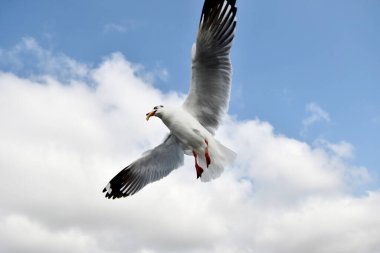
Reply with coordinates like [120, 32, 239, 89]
[198, 139, 236, 182]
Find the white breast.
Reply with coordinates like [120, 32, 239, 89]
[161, 107, 211, 150]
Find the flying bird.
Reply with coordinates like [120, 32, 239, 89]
[103, 0, 237, 199]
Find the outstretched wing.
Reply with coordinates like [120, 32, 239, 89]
[183, 0, 237, 134]
[103, 135, 184, 199]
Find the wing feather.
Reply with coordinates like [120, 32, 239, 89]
[103, 135, 184, 199]
[183, 0, 237, 134]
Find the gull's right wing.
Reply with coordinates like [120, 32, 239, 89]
[184, 0, 237, 134]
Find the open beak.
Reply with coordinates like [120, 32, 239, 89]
[146, 110, 156, 121]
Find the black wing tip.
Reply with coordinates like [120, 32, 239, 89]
[200, 0, 237, 31]
[103, 186, 130, 199]
[202, 0, 237, 15]
[103, 184, 115, 199]
[102, 165, 141, 199]
[204, 0, 237, 7]
[103, 182, 132, 199]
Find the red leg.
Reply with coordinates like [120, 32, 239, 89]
[204, 140, 211, 168]
[193, 150, 204, 179]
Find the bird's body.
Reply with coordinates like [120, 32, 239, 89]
[103, 0, 238, 199]
[159, 106, 236, 181]
[161, 107, 210, 151]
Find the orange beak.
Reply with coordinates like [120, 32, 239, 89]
[146, 111, 156, 121]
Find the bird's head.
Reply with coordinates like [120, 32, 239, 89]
[146, 105, 165, 121]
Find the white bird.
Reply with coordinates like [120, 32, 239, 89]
[103, 0, 237, 199]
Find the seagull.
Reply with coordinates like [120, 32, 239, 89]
[103, 0, 237, 199]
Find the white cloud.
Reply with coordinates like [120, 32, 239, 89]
[0, 215, 104, 253]
[0, 37, 89, 82]
[315, 139, 354, 159]
[104, 23, 129, 33]
[301, 102, 330, 137]
[0, 39, 379, 253]
[103, 20, 139, 34]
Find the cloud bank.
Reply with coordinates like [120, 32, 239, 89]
[0, 39, 379, 253]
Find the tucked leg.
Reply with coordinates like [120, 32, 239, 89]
[204, 139, 211, 168]
[192, 150, 204, 179]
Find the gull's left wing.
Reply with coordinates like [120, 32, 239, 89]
[183, 0, 237, 134]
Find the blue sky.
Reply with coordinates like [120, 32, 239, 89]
[1, 0, 379, 173]
[1, 1, 380, 252]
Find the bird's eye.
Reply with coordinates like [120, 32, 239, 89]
[160, 105, 164, 108]
[153, 106, 158, 110]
